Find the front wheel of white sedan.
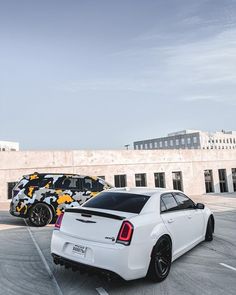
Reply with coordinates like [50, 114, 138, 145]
[205, 216, 214, 242]
[147, 236, 172, 282]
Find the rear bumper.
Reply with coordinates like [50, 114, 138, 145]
[51, 230, 150, 281]
[9, 209, 20, 217]
[9, 202, 28, 218]
[52, 253, 121, 279]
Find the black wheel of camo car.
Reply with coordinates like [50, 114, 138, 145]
[147, 236, 172, 282]
[29, 203, 53, 227]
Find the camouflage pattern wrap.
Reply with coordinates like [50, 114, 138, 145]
[10, 173, 112, 218]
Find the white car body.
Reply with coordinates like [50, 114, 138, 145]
[51, 188, 214, 281]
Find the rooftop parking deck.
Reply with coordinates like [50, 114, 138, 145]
[0, 194, 236, 295]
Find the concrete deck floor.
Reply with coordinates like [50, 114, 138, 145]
[0, 194, 236, 295]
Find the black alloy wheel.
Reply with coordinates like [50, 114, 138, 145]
[29, 203, 53, 227]
[147, 236, 172, 282]
[205, 217, 214, 241]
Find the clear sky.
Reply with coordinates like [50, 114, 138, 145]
[0, 0, 235, 150]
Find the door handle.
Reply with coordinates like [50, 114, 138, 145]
[168, 218, 174, 223]
[187, 214, 192, 219]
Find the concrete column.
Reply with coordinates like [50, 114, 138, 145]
[146, 172, 154, 187]
[104, 174, 114, 186]
[165, 171, 173, 190]
[126, 172, 135, 187]
[226, 167, 234, 193]
[0, 180, 6, 202]
[212, 169, 220, 193]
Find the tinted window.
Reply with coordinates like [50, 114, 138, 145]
[52, 176, 104, 191]
[135, 173, 147, 187]
[53, 176, 79, 189]
[174, 193, 195, 210]
[53, 176, 66, 189]
[83, 192, 150, 214]
[83, 177, 104, 192]
[76, 178, 83, 190]
[24, 177, 51, 189]
[69, 178, 78, 189]
[90, 178, 104, 192]
[8, 182, 18, 199]
[154, 172, 166, 188]
[160, 199, 167, 212]
[161, 193, 178, 212]
[172, 171, 183, 191]
[114, 174, 127, 187]
[61, 177, 73, 189]
[204, 170, 214, 193]
[83, 177, 92, 190]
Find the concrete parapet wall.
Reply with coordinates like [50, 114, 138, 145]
[0, 149, 236, 201]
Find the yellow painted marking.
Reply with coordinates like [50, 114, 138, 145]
[57, 195, 73, 204]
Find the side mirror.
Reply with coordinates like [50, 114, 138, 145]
[196, 203, 205, 209]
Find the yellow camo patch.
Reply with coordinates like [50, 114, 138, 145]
[57, 195, 73, 205]
[91, 176, 98, 181]
[44, 181, 52, 189]
[30, 174, 39, 180]
[56, 208, 62, 216]
[28, 187, 34, 197]
[90, 192, 99, 197]
[16, 203, 27, 214]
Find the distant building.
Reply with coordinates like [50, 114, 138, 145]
[0, 141, 19, 151]
[133, 130, 236, 150]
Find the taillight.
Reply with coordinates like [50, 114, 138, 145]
[116, 221, 134, 246]
[55, 212, 64, 230]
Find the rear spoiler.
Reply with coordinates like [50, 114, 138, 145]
[65, 208, 126, 221]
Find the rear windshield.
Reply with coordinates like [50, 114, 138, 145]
[83, 192, 150, 214]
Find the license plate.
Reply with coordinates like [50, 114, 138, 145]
[72, 244, 87, 257]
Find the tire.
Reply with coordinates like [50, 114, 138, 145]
[205, 217, 214, 241]
[147, 236, 172, 282]
[28, 203, 53, 227]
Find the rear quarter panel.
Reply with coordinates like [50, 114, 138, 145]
[128, 210, 169, 274]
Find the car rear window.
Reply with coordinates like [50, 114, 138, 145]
[83, 192, 150, 214]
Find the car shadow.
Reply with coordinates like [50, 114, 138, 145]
[0, 210, 26, 227]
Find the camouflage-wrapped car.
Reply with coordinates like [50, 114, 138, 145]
[10, 173, 112, 226]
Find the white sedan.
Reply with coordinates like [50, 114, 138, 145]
[51, 188, 214, 282]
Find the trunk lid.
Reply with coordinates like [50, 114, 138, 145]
[60, 207, 137, 244]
